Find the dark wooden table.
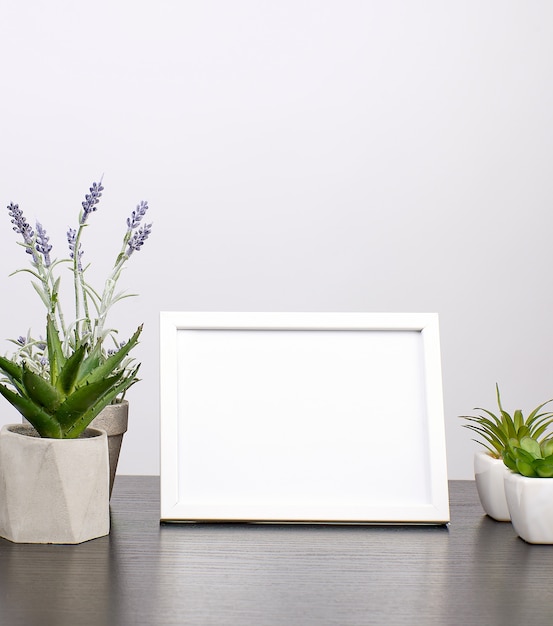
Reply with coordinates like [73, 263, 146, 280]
[1, 478, 551, 626]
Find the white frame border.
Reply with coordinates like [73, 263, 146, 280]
[160, 312, 450, 524]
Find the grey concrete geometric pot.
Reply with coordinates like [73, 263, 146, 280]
[89, 400, 129, 499]
[0, 424, 110, 544]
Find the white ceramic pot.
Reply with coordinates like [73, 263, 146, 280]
[474, 451, 510, 521]
[0, 424, 110, 544]
[504, 471, 553, 544]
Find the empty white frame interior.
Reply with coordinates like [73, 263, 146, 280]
[160, 312, 449, 523]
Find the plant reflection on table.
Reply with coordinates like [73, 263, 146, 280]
[0, 534, 114, 626]
[468, 513, 550, 623]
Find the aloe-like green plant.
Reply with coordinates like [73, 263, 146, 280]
[460, 384, 553, 459]
[503, 436, 553, 477]
[0, 180, 151, 438]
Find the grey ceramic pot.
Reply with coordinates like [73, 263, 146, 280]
[0, 424, 110, 543]
[90, 400, 129, 499]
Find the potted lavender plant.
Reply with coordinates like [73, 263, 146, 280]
[0, 180, 152, 543]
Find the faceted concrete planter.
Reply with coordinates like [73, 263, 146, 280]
[474, 451, 510, 521]
[504, 471, 553, 544]
[90, 400, 129, 498]
[0, 424, 110, 544]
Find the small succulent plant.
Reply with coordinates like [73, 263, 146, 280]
[460, 384, 553, 459]
[0, 180, 152, 439]
[503, 436, 553, 477]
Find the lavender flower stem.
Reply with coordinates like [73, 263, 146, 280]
[93, 200, 150, 347]
[6, 203, 68, 346]
[71, 180, 105, 340]
[71, 225, 91, 341]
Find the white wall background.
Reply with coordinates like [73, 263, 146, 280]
[1, 1, 552, 479]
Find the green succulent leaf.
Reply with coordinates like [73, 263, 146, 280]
[81, 325, 142, 385]
[502, 452, 517, 472]
[515, 458, 537, 477]
[500, 411, 517, 440]
[22, 366, 63, 413]
[473, 408, 502, 427]
[470, 439, 501, 457]
[57, 343, 88, 394]
[526, 399, 553, 424]
[507, 437, 520, 449]
[512, 446, 536, 464]
[541, 439, 553, 458]
[495, 383, 504, 411]
[54, 371, 125, 429]
[0, 356, 23, 384]
[463, 424, 504, 456]
[0, 357, 27, 398]
[461, 413, 509, 450]
[46, 314, 65, 385]
[0, 383, 62, 438]
[520, 436, 542, 459]
[513, 409, 523, 432]
[534, 459, 553, 478]
[529, 412, 553, 439]
[78, 349, 101, 381]
[62, 365, 140, 438]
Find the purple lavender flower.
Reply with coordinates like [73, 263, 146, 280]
[126, 222, 152, 256]
[67, 227, 83, 270]
[80, 181, 104, 224]
[35, 222, 52, 267]
[16, 336, 26, 346]
[107, 340, 126, 356]
[7, 203, 39, 261]
[126, 201, 149, 230]
[7, 203, 33, 239]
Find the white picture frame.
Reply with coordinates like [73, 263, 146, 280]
[160, 312, 450, 524]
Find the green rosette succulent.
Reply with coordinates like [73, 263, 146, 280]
[503, 436, 553, 478]
[460, 384, 553, 458]
[0, 180, 151, 438]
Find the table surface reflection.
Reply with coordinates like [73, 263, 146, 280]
[1, 478, 551, 626]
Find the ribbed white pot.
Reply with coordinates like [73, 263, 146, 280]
[474, 451, 510, 521]
[504, 471, 553, 544]
[0, 424, 110, 544]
